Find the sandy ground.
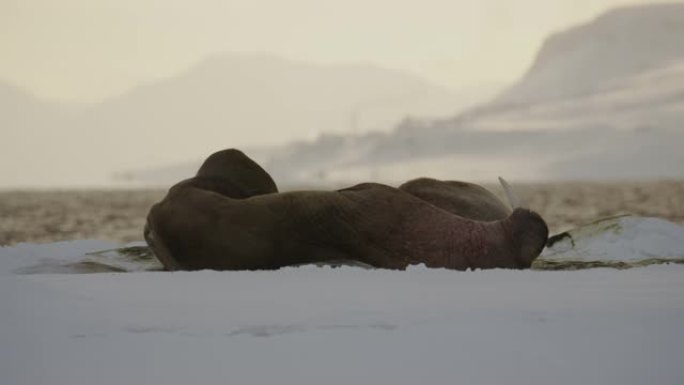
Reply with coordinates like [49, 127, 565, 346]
[1, 180, 683, 245]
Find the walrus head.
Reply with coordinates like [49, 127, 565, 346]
[497, 177, 548, 268]
[505, 208, 549, 268]
[144, 149, 279, 271]
[143, 220, 181, 271]
[192, 148, 278, 199]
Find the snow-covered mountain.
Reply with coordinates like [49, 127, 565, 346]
[9, 4, 683, 187]
[217, 3, 684, 186]
[492, 3, 684, 107]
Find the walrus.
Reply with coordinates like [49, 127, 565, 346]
[144, 149, 549, 271]
[399, 177, 511, 221]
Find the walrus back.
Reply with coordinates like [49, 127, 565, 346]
[400, 177, 511, 221]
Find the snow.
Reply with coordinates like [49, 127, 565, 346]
[542, 215, 684, 262]
[2, 217, 684, 385]
[0, 240, 158, 276]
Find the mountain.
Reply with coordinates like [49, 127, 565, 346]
[237, 3, 684, 185]
[0, 54, 493, 188]
[492, 3, 684, 107]
[0, 81, 69, 136]
[77, 54, 482, 167]
[12, 4, 684, 187]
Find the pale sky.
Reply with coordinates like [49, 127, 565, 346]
[1, 0, 656, 103]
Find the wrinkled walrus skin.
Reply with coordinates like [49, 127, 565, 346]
[145, 149, 549, 271]
[399, 178, 511, 221]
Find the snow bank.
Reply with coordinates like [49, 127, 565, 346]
[1, 263, 683, 385]
[542, 215, 684, 262]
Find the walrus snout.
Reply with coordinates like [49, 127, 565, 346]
[144, 213, 182, 271]
[507, 208, 549, 268]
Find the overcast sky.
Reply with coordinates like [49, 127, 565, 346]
[1, 0, 655, 103]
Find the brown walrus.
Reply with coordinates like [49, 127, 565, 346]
[399, 177, 511, 221]
[144, 149, 548, 271]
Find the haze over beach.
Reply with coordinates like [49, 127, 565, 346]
[3, 0, 682, 188]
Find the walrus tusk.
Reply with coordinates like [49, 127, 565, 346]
[498, 177, 525, 209]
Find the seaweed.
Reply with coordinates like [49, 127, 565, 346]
[532, 257, 684, 271]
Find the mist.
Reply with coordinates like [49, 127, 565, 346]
[1, 0, 681, 188]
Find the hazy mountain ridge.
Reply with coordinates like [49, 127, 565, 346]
[232, 3, 684, 186]
[492, 2, 684, 107]
[5, 4, 684, 187]
[0, 81, 69, 130]
[1, 55, 488, 188]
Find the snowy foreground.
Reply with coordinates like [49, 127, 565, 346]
[1, 216, 684, 385]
